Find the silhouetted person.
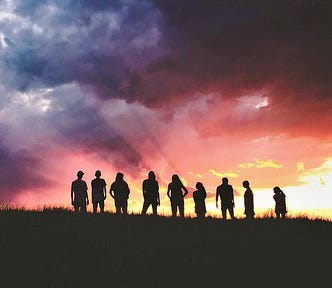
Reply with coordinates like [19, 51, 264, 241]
[216, 177, 235, 220]
[167, 174, 189, 218]
[193, 182, 207, 219]
[273, 186, 287, 219]
[243, 180, 255, 220]
[141, 171, 160, 216]
[109, 172, 130, 215]
[71, 170, 89, 213]
[91, 170, 107, 214]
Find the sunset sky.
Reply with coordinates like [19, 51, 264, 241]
[0, 0, 331, 219]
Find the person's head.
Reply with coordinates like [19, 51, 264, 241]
[116, 172, 124, 181]
[172, 174, 180, 182]
[95, 170, 101, 178]
[222, 177, 228, 185]
[77, 170, 84, 179]
[273, 186, 281, 194]
[196, 182, 204, 190]
[148, 171, 155, 180]
[242, 180, 250, 188]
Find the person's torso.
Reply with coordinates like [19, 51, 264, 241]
[194, 189, 205, 203]
[92, 178, 106, 194]
[111, 181, 129, 199]
[72, 180, 87, 201]
[218, 184, 233, 201]
[169, 182, 184, 199]
[143, 179, 159, 198]
[244, 189, 253, 202]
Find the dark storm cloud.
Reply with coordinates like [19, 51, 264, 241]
[1, 0, 332, 202]
[0, 131, 49, 201]
[3, 0, 331, 108]
[148, 0, 332, 102]
[1, 0, 165, 97]
[45, 90, 144, 171]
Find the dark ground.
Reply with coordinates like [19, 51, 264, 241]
[0, 209, 331, 288]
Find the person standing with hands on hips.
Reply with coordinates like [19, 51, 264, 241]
[167, 174, 189, 218]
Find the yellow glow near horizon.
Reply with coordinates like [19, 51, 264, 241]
[8, 156, 332, 221]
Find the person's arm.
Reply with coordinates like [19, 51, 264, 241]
[103, 186, 106, 200]
[109, 184, 115, 199]
[231, 186, 234, 207]
[182, 185, 189, 198]
[71, 183, 74, 206]
[167, 184, 171, 199]
[85, 182, 89, 205]
[216, 187, 219, 208]
[142, 180, 146, 199]
[90, 180, 93, 201]
[125, 182, 130, 199]
[103, 180, 107, 200]
[157, 182, 160, 205]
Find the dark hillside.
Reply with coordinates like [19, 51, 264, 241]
[0, 210, 331, 287]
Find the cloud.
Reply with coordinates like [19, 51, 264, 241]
[239, 159, 283, 169]
[0, 0, 165, 99]
[209, 169, 239, 179]
[1, 0, 332, 207]
[297, 162, 305, 172]
[1, 0, 331, 110]
[0, 131, 51, 202]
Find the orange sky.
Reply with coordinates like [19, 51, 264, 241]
[1, 1, 331, 220]
[10, 97, 332, 220]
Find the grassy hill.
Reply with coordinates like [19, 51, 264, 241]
[0, 208, 331, 287]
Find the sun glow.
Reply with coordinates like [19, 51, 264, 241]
[11, 157, 332, 221]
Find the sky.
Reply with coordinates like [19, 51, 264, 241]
[0, 0, 332, 219]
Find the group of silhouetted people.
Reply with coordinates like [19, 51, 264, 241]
[71, 170, 287, 219]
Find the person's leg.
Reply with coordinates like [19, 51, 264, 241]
[152, 202, 158, 216]
[171, 200, 177, 217]
[93, 202, 98, 213]
[122, 200, 128, 215]
[100, 201, 105, 213]
[179, 201, 184, 218]
[81, 204, 87, 213]
[74, 203, 79, 212]
[115, 199, 121, 215]
[229, 206, 235, 220]
[141, 200, 149, 215]
[221, 207, 227, 220]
